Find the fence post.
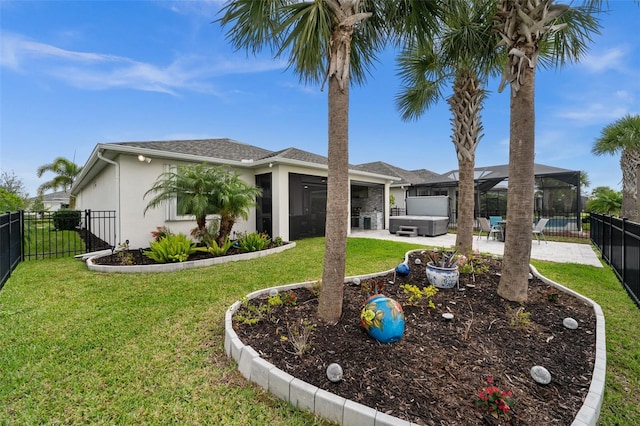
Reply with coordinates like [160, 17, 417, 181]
[85, 209, 92, 253]
[622, 217, 627, 285]
[20, 210, 24, 261]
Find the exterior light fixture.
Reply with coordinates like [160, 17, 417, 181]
[138, 155, 151, 163]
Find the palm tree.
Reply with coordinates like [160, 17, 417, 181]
[585, 186, 622, 216]
[592, 114, 640, 222]
[36, 157, 83, 194]
[217, 0, 440, 323]
[209, 171, 262, 246]
[144, 164, 221, 233]
[395, 0, 501, 258]
[493, 0, 600, 302]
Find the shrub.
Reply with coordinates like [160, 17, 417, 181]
[53, 209, 81, 231]
[236, 231, 271, 252]
[196, 236, 233, 256]
[144, 233, 196, 263]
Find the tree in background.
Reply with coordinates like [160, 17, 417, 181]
[0, 188, 25, 212]
[0, 170, 29, 199]
[585, 186, 622, 217]
[494, 0, 600, 302]
[218, 0, 440, 323]
[36, 157, 83, 194]
[592, 114, 640, 223]
[395, 0, 501, 258]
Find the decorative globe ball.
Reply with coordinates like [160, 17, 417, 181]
[326, 363, 343, 382]
[360, 295, 405, 344]
[395, 263, 410, 276]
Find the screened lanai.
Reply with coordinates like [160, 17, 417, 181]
[405, 163, 583, 233]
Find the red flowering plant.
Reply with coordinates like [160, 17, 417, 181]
[475, 376, 515, 420]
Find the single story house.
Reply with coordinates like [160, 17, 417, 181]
[71, 139, 398, 248]
[27, 191, 71, 211]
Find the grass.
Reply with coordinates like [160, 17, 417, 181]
[1, 237, 638, 425]
[531, 260, 640, 426]
[22, 222, 86, 259]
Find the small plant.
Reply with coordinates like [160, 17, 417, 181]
[280, 319, 315, 357]
[115, 240, 134, 265]
[475, 376, 514, 420]
[144, 233, 196, 263]
[196, 235, 233, 256]
[236, 231, 271, 252]
[150, 226, 173, 242]
[507, 304, 532, 329]
[361, 278, 385, 298]
[309, 281, 322, 297]
[281, 290, 298, 306]
[545, 287, 561, 302]
[234, 297, 263, 325]
[272, 236, 284, 247]
[459, 253, 489, 275]
[235, 295, 283, 325]
[425, 248, 466, 269]
[400, 284, 438, 308]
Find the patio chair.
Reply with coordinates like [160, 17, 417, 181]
[532, 218, 549, 244]
[489, 216, 503, 228]
[477, 217, 501, 240]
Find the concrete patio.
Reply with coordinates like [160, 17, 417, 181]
[350, 229, 603, 268]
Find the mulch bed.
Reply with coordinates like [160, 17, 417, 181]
[233, 252, 596, 425]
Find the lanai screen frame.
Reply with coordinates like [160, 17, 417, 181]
[406, 164, 582, 230]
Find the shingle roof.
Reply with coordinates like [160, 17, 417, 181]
[265, 147, 329, 165]
[114, 139, 272, 162]
[354, 161, 445, 185]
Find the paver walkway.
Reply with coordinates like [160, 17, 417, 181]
[350, 229, 603, 268]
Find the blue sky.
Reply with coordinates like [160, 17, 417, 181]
[1, 0, 639, 197]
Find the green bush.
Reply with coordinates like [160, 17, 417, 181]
[144, 233, 196, 263]
[236, 231, 271, 253]
[195, 236, 233, 257]
[52, 209, 81, 231]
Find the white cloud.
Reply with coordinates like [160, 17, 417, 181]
[557, 102, 629, 124]
[580, 47, 627, 73]
[1, 31, 286, 95]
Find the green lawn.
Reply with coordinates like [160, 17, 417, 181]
[1, 237, 638, 425]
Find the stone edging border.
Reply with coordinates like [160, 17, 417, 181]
[85, 242, 296, 273]
[225, 250, 606, 426]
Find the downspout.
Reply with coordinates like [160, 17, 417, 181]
[97, 150, 121, 245]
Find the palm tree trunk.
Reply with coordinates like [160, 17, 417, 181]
[318, 75, 350, 324]
[456, 157, 475, 255]
[217, 216, 234, 246]
[449, 71, 484, 257]
[621, 149, 640, 223]
[498, 55, 536, 303]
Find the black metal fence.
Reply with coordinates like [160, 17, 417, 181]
[0, 212, 22, 290]
[0, 210, 116, 290]
[591, 213, 640, 308]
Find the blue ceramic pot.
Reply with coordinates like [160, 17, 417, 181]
[426, 262, 459, 289]
[360, 295, 405, 343]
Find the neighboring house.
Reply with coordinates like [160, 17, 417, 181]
[27, 191, 70, 211]
[71, 139, 398, 248]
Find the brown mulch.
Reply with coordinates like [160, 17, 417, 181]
[233, 252, 596, 425]
[90, 243, 286, 265]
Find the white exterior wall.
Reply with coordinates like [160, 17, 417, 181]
[390, 187, 407, 211]
[118, 157, 258, 248]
